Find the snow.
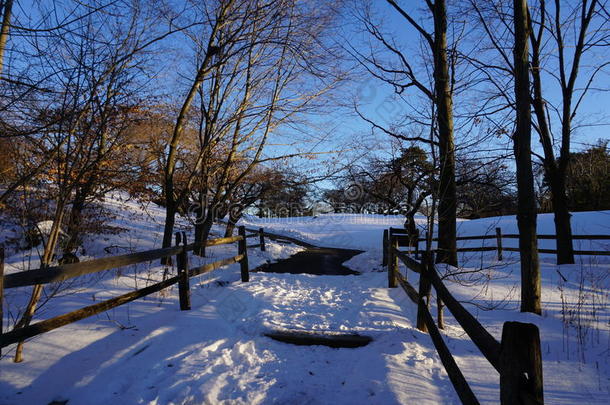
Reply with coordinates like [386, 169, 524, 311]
[12, 273, 452, 405]
[241, 213, 413, 250]
[1, 201, 609, 404]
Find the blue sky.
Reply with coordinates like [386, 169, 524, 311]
[333, 0, 610, 159]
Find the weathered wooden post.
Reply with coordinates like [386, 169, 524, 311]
[496, 227, 503, 261]
[416, 251, 433, 332]
[499, 321, 544, 405]
[238, 226, 249, 282]
[259, 228, 266, 252]
[0, 245, 4, 356]
[388, 234, 398, 288]
[382, 229, 389, 266]
[176, 232, 191, 311]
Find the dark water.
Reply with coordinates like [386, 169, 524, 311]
[255, 247, 362, 275]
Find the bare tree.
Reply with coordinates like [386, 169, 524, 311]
[7, 0, 161, 362]
[161, 0, 343, 254]
[469, 0, 610, 264]
[455, 156, 516, 219]
[350, 0, 459, 265]
[161, 0, 238, 258]
[529, 0, 609, 264]
[513, 0, 541, 314]
[346, 145, 434, 242]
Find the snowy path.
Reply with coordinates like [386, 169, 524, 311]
[2, 271, 459, 405]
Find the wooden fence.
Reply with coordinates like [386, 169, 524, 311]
[222, 220, 317, 249]
[383, 227, 610, 266]
[387, 232, 544, 405]
[0, 226, 268, 354]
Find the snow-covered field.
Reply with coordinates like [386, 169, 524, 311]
[1, 200, 609, 404]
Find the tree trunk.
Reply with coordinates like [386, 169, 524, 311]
[161, 199, 177, 264]
[224, 221, 236, 238]
[549, 172, 574, 264]
[432, 0, 457, 267]
[194, 212, 215, 255]
[224, 211, 241, 237]
[513, 0, 541, 315]
[161, 37, 221, 253]
[64, 180, 95, 254]
[529, 14, 576, 266]
[404, 213, 419, 249]
[0, 0, 13, 77]
[191, 198, 206, 256]
[13, 204, 66, 362]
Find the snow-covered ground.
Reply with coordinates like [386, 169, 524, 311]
[245, 211, 610, 403]
[1, 201, 609, 404]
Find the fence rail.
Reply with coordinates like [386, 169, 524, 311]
[419, 233, 610, 241]
[0, 226, 270, 352]
[383, 228, 610, 263]
[386, 231, 544, 405]
[396, 268, 480, 405]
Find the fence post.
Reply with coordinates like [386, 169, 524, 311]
[496, 227, 503, 261]
[259, 228, 266, 252]
[388, 234, 398, 288]
[382, 229, 389, 266]
[416, 251, 433, 332]
[238, 226, 249, 282]
[176, 232, 191, 311]
[0, 245, 4, 356]
[500, 321, 544, 405]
